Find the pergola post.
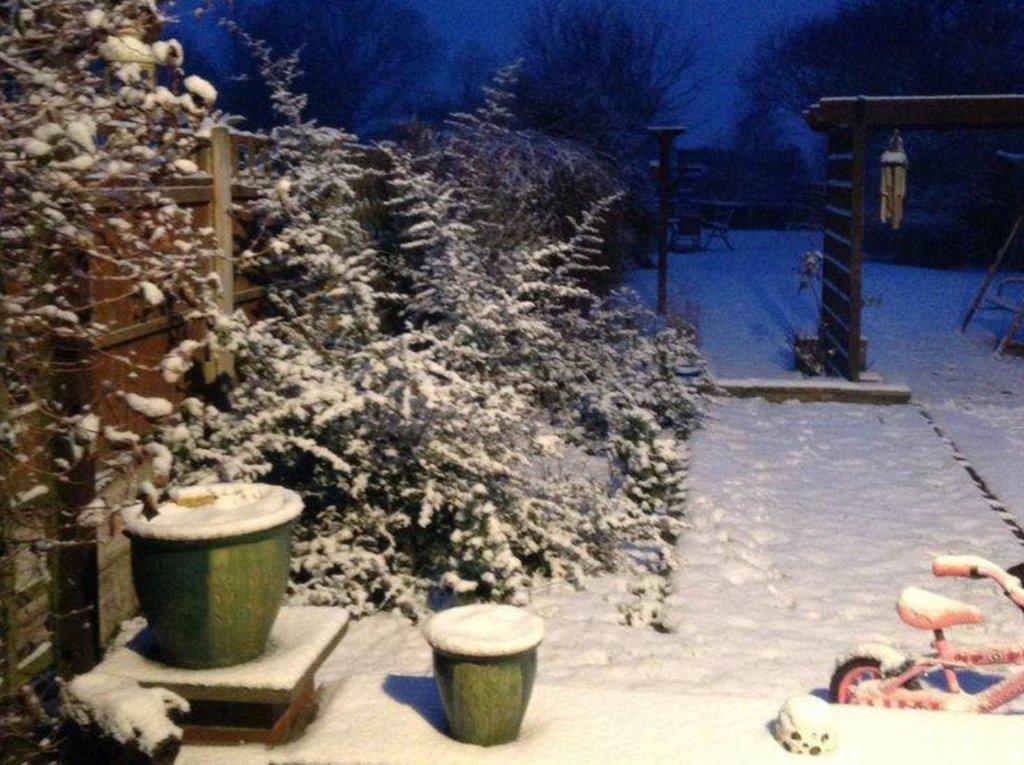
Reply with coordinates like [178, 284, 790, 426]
[820, 123, 865, 380]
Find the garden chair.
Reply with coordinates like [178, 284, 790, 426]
[701, 202, 737, 251]
[669, 209, 703, 252]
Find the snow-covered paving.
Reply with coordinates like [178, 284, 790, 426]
[178, 680, 1024, 765]
[266, 678, 1024, 765]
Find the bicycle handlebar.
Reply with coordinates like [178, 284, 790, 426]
[933, 555, 1024, 609]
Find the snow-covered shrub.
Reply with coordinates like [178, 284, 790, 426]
[1, 0, 223, 506]
[439, 65, 623, 264]
[167, 42, 706, 622]
[61, 674, 188, 764]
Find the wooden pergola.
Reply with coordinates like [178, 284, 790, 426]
[803, 94, 1024, 380]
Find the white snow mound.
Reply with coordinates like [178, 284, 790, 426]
[122, 483, 302, 541]
[423, 604, 544, 658]
[61, 674, 188, 755]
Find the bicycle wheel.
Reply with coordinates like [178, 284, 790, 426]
[830, 656, 920, 704]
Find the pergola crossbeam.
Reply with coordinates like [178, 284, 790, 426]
[806, 95, 1024, 132]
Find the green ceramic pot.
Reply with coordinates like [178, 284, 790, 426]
[423, 603, 544, 746]
[124, 484, 302, 669]
[432, 646, 538, 746]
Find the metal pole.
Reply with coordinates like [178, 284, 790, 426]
[648, 126, 686, 316]
[656, 134, 671, 315]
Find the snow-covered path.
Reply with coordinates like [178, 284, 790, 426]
[626, 230, 1024, 545]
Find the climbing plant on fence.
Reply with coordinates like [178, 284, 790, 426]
[0, 3, 272, 745]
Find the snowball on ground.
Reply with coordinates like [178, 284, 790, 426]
[422, 604, 544, 657]
[774, 695, 838, 756]
[61, 673, 188, 756]
[121, 483, 302, 541]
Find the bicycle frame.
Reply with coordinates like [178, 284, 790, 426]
[843, 555, 1024, 713]
[859, 629, 1024, 712]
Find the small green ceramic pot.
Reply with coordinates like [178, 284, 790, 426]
[432, 647, 538, 746]
[423, 603, 544, 746]
[124, 484, 302, 669]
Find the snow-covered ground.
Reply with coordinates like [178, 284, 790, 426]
[625, 230, 1024, 527]
[312, 398, 1024, 702]
[179, 396, 1024, 764]
[179, 231, 1024, 763]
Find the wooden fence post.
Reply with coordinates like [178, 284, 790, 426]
[50, 248, 100, 677]
[199, 126, 235, 382]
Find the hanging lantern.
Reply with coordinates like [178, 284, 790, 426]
[880, 130, 908, 230]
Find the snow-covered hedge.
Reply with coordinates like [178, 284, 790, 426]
[166, 47, 707, 619]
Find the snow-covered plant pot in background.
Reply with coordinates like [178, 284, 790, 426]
[773, 695, 838, 756]
[422, 605, 544, 746]
[123, 484, 302, 668]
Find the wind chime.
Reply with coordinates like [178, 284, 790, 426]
[880, 130, 909, 230]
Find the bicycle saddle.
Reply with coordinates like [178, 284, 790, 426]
[897, 586, 983, 631]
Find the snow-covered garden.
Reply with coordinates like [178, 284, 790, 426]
[6, 2, 1024, 764]
[170, 233, 1024, 764]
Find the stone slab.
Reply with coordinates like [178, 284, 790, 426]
[98, 607, 349, 705]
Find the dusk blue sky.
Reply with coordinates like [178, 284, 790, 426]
[416, 0, 840, 145]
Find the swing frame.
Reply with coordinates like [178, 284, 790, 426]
[804, 94, 1024, 380]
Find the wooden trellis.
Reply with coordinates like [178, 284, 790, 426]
[804, 94, 1024, 380]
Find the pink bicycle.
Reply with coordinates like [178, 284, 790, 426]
[831, 555, 1024, 712]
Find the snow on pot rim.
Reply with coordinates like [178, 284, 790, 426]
[122, 483, 302, 541]
[423, 604, 544, 658]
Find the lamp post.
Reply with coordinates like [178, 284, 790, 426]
[648, 125, 687, 315]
